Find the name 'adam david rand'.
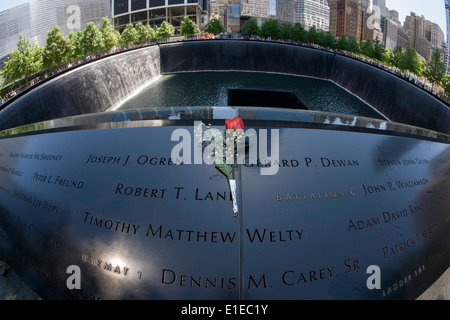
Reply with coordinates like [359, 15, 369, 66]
[47, 175, 84, 189]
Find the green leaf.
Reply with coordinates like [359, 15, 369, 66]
[214, 160, 232, 180]
[204, 18, 224, 35]
[180, 16, 200, 37]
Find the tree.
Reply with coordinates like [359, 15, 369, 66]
[424, 49, 446, 91]
[1, 34, 43, 86]
[348, 35, 360, 53]
[204, 18, 224, 35]
[372, 38, 386, 62]
[100, 17, 120, 52]
[292, 23, 307, 43]
[360, 39, 374, 58]
[1, 49, 21, 85]
[337, 34, 350, 51]
[385, 48, 395, 70]
[280, 23, 293, 41]
[42, 25, 71, 69]
[146, 24, 156, 41]
[392, 46, 405, 72]
[120, 24, 138, 47]
[135, 22, 156, 43]
[261, 19, 280, 40]
[67, 30, 84, 60]
[156, 21, 175, 40]
[81, 22, 103, 55]
[403, 44, 420, 76]
[321, 32, 336, 49]
[180, 16, 200, 37]
[441, 74, 450, 99]
[242, 17, 260, 38]
[306, 25, 319, 44]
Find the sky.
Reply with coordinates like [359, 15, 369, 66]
[385, 0, 447, 32]
[0, 0, 447, 35]
[0, 0, 29, 12]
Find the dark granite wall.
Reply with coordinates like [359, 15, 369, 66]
[160, 40, 450, 134]
[330, 54, 450, 133]
[0, 46, 160, 131]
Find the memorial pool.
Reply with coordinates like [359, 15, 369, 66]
[115, 71, 386, 120]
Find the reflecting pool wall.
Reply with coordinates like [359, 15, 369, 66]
[0, 40, 449, 134]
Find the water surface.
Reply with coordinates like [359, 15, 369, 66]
[117, 71, 386, 120]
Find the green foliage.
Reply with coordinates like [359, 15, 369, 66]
[67, 30, 84, 60]
[372, 38, 386, 61]
[279, 23, 293, 40]
[242, 18, 260, 37]
[2, 34, 43, 85]
[306, 25, 320, 44]
[260, 19, 280, 39]
[120, 24, 138, 47]
[42, 26, 71, 69]
[321, 32, 336, 49]
[403, 44, 421, 75]
[100, 17, 120, 51]
[291, 23, 307, 43]
[360, 39, 373, 58]
[441, 75, 450, 98]
[1, 49, 21, 85]
[385, 48, 395, 69]
[392, 46, 405, 71]
[339, 34, 358, 52]
[204, 18, 224, 35]
[156, 21, 175, 40]
[423, 49, 446, 89]
[348, 36, 360, 53]
[214, 160, 232, 181]
[337, 34, 350, 51]
[180, 16, 200, 37]
[390, 44, 422, 77]
[81, 22, 103, 55]
[135, 22, 156, 43]
[1, 15, 439, 92]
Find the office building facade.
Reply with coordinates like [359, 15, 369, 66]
[209, 0, 240, 33]
[0, 0, 110, 65]
[329, 0, 372, 41]
[240, 0, 270, 19]
[446, 0, 450, 73]
[111, 0, 205, 32]
[397, 12, 444, 62]
[276, 0, 330, 31]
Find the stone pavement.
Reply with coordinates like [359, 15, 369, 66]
[0, 263, 41, 300]
[417, 267, 450, 300]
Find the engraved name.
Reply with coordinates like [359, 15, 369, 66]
[9, 152, 63, 161]
[145, 225, 304, 244]
[362, 178, 429, 196]
[276, 190, 355, 201]
[32, 172, 84, 189]
[81, 254, 143, 280]
[382, 235, 420, 259]
[83, 211, 140, 235]
[85, 154, 130, 166]
[0, 166, 22, 177]
[244, 157, 360, 168]
[348, 203, 425, 232]
[378, 157, 432, 167]
[161, 269, 237, 290]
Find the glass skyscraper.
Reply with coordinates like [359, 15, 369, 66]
[0, 0, 110, 66]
